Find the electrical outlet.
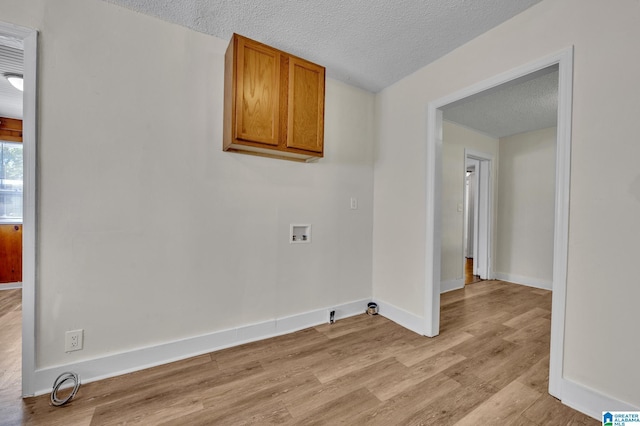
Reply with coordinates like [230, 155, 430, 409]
[330, 310, 335, 324]
[65, 329, 84, 352]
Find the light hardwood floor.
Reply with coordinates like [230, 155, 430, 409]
[0, 282, 598, 425]
[0, 288, 22, 426]
[464, 258, 481, 285]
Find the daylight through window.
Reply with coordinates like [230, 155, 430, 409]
[0, 141, 23, 223]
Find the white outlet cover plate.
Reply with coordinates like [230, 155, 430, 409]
[65, 329, 84, 352]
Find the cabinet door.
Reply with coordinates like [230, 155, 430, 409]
[235, 37, 280, 146]
[0, 224, 21, 283]
[287, 57, 325, 153]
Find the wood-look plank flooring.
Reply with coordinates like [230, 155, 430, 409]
[0, 282, 599, 425]
[464, 257, 482, 285]
[0, 288, 22, 425]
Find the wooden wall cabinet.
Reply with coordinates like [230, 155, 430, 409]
[0, 117, 23, 142]
[224, 34, 325, 162]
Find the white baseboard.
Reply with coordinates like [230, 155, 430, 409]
[494, 272, 552, 290]
[0, 282, 22, 290]
[31, 298, 369, 396]
[440, 278, 464, 294]
[372, 298, 424, 336]
[560, 377, 640, 421]
[31, 295, 639, 424]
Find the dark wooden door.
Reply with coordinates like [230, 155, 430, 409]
[0, 224, 21, 283]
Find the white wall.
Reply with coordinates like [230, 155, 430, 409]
[373, 0, 640, 409]
[2, 0, 374, 376]
[5, 0, 640, 411]
[495, 127, 556, 288]
[441, 122, 498, 284]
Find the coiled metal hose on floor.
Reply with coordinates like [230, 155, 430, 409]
[50, 372, 80, 406]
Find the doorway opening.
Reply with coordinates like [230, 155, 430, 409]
[425, 48, 573, 400]
[0, 41, 24, 286]
[0, 31, 25, 416]
[464, 163, 478, 284]
[463, 150, 492, 285]
[0, 20, 37, 398]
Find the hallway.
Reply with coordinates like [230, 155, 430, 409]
[465, 258, 482, 285]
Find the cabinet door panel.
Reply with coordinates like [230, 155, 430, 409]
[236, 38, 280, 146]
[287, 58, 324, 153]
[0, 224, 21, 283]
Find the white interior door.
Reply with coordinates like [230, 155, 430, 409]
[464, 161, 478, 261]
[476, 158, 490, 279]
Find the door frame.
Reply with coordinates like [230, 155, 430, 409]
[424, 47, 573, 399]
[463, 158, 478, 261]
[0, 20, 38, 397]
[464, 149, 492, 280]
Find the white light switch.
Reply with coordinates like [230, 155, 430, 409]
[350, 197, 358, 210]
[457, 203, 463, 212]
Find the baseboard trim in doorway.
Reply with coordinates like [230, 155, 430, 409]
[494, 272, 552, 291]
[560, 377, 639, 420]
[29, 298, 370, 396]
[440, 279, 464, 294]
[0, 282, 22, 290]
[372, 298, 424, 336]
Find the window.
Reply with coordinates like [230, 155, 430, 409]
[0, 141, 22, 223]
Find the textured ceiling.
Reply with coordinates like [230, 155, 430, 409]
[443, 66, 558, 139]
[102, 0, 542, 93]
[0, 44, 23, 120]
[0, 1, 555, 136]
